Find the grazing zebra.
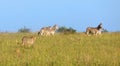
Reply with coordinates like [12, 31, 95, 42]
[38, 25, 58, 36]
[22, 36, 36, 47]
[86, 23, 102, 35]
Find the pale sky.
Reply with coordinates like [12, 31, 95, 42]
[0, 0, 120, 32]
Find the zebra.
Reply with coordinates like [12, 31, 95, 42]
[38, 26, 52, 36]
[38, 25, 58, 36]
[49, 25, 59, 35]
[86, 23, 102, 35]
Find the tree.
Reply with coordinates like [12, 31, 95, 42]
[57, 26, 76, 34]
[102, 29, 108, 33]
[18, 26, 31, 33]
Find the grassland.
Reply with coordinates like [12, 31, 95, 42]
[0, 32, 120, 66]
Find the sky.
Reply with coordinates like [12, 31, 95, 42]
[0, 0, 120, 32]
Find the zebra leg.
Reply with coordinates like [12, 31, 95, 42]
[86, 31, 89, 35]
[51, 31, 55, 36]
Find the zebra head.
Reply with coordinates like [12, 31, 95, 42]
[52, 24, 59, 30]
[97, 23, 102, 30]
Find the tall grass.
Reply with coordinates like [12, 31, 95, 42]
[0, 32, 120, 66]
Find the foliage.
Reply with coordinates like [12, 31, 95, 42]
[18, 26, 31, 33]
[0, 33, 120, 66]
[57, 26, 76, 34]
[102, 29, 108, 32]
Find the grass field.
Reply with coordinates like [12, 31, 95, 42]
[0, 32, 120, 66]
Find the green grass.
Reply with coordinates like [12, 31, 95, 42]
[0, 32, 120, 66]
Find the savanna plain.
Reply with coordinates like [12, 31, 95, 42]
[0, 32, 120, 66]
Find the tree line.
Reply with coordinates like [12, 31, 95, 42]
[18, 26, 108, 34]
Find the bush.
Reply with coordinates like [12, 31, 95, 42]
[18, 26, 31, 33]
[102, 29, 108, 33]
[57, 26, 76, 34]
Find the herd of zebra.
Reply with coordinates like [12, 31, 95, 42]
[38, 24, 59, 36]
[21, 23, 103, 47]
[37, 23, 103, 36]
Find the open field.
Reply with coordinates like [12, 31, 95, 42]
[0, 32, 120, 66]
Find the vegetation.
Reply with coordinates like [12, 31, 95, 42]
[0, 32, 120, 66]
[57, 26, 76, 34]
[102, 29, 109, 33]
[18, 26, 31, 33]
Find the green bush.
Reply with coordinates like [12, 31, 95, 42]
[57, 26, 76, 34]
[18, 26, 31, 33]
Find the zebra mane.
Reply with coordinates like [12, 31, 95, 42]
[96, 23, 102, 30]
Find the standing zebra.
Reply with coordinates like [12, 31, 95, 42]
[38, 26, 51, 36]
[86, 23, 102, 35]
[49, 25, 59, 35]
[38, 25, 58, 36]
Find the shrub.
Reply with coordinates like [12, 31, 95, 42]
[57, 26, 76, 34]
[18, 26, 31, 33]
